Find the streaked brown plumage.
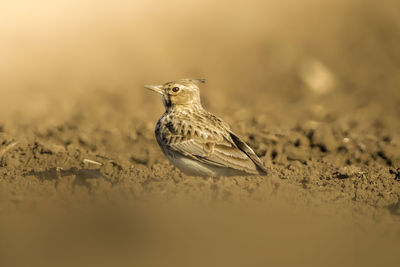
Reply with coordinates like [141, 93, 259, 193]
[145, 78, 267, 177]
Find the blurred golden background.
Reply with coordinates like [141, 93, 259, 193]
[0, 1, 400, 267]
[1, 0, 399, 122]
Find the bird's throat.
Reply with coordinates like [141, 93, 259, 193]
[165, 103, 203, 113]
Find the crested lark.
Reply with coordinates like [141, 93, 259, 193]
[145, 78, 267, 177]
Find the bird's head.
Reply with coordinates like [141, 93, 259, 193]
[145, 78, 205, 110]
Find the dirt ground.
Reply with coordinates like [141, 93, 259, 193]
[1, 1, 400, 266]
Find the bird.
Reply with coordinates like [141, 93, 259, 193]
[145, 78, 267, 177]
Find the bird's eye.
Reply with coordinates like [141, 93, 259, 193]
[172, 87, 180, 92]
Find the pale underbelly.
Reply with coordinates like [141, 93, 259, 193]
[165, 153, 250, 177]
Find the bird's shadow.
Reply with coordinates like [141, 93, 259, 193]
[25, 167, 107, 189]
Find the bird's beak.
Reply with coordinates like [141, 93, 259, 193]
[144, 85, 164, 95]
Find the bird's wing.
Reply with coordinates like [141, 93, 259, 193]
[228, 132, 268, 175]
[167, 130, 264, 175]
[159, 110, 267, 175]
